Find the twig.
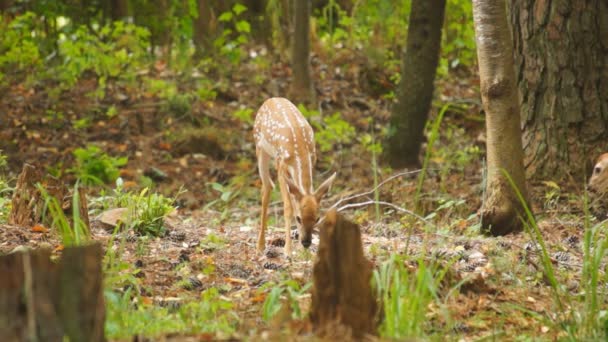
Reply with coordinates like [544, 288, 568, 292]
[329, 169, 425, 210]
[336, 199, 430, 225]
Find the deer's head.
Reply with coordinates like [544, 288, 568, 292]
[286, 172, 337, 248]
[589, 153, 608, 195]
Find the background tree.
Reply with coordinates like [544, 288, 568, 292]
[510, 0, 608, 178]
[385, 0, 446, 168]
[108, 0, 128, 21]
[193, 0, 213, 56]
[472, 0, 530, 235]
[289, 0, 315, 104]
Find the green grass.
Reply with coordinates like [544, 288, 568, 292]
[38, 181, 90, 246]
[105, 287, 238, 339]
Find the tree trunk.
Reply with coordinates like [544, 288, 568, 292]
[385, 0, 446, 168]
[510, 0, 608, 178]
[473, 0, 530, 235]
[109, 0, 128, 21]
[193, 0, 213, 56]
[310, 209, 379, 339]
[289, 0, 315, 105]
[0, 244, 105, 341]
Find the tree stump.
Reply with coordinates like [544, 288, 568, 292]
[8, 163, 89, 231]
[310, 208, 379, 340]
[0, 243, 105, 341]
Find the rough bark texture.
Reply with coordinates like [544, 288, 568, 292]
[473, 0, 530, 235]
[386, 0, 446, 168]
[0, 244, 105, 341]
[289, 0, 315, 105]
[510, 0, 608, 178]
[310, 209, 378, 339]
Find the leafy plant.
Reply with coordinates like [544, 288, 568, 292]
[0, 12, 43, 84]
[232, 108, 254, 125]
[124, 188, 177, 237]
[53, 21, 149, 98]
[261, 279, 311, 322]
[204, 182, 240, 221]
[298, 105, 356, 153]
[214, 3, 251, 64]
[71, 145, 127, 186]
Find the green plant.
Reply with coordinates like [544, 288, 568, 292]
[414, 104, 449, 210]
[362, 131, 384, 222]
[261, 279, 312, 322]
[105, 287, 237, 339]
[200, 232, 227, 252]
[505, 170, 608, 339]
[71, 145, 127, 186]
[0, 12, 43, 84]
[125, 188, 177, 237]
[232, 108, 254, 125]
[0, 151, 11, 224]
[298, 105, 356, 153]
[204, 182, 241, 221]
[440, 0, 476, 75]
[53, 21, 150, 98]
[214, 3, 251, 64]
[38, 182, 90, 246]
[374, 254, 453, 338]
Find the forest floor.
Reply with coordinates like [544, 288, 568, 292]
[0, 50, 596, 341]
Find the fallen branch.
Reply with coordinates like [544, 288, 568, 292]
[329, 169, 424, 210]
[336, 199, 430, 225]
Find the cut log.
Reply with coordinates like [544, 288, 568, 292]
[0, 243, 105, 341]
[8, 163, 89, 232]
[310, 208, 379, 339]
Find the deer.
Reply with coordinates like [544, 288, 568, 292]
[588, 153, 608, 219]
[253, 97, 337, 256]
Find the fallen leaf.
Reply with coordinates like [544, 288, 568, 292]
[225, 277, 247, 284]
[54, 245, 64, 252]
[158, 142, 172, 150]
[250, 293, 266, 303]
[31, 224, 48, 233]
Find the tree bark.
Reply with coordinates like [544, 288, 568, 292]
[310, 209, 379, 339]
[193, 0, 213, 56]
[0, 244, 105, 341]
[385, 0, 446, 168]
[109, 0, 128, 21]
[473, 0, 530, 235]
[510, 0, 608, 178]
[289, 0, 315, 105]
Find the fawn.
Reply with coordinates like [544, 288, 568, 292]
[253, 97, 336, 255]
[589, 153, 608, 194]
[589, 153, 608, 218]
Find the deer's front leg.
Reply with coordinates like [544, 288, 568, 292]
[258, 181, 271, 253]
[277, 171, 293, 256]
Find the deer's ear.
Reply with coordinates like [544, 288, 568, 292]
[285, 176, 303, 201]
[315, 172, 337, 201]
